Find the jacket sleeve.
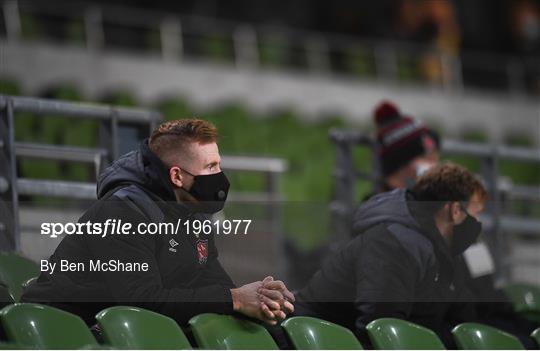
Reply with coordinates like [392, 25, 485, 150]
[83, 200, 234, 324]
[352, 228, 420, 333]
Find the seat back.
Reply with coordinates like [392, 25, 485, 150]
[0, 303, 98, 349]
[0, 254, 39, 301]
[503, 283, 540, 323]
[531, 328, 540, 348]
[366, 318, 445, 350]
[452, 323, 525, 350]
[0, 283, 14, 309]
[503, 283, 540, 312]
[96, 306, 191, 349]
[189, 313, 279, 350]
[281, 316, 363, 349]
[21, 277, 37, 290]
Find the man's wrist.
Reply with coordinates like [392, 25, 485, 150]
[230, 288, 241, 312]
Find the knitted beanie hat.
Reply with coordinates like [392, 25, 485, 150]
[374, 100, 440, 176]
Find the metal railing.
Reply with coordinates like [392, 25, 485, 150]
[0, 95, 161, 251]
[0, 95, 288, 255]
[1, 0, 538, 96]
[329, 128, 540, 284]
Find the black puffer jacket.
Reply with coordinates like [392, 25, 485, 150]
[22, 140, 235, 325]
[295, 189, 476, 347]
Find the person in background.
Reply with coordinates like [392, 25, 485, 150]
[366, 100, 440, 199]
[365, 101, 538, 347]
[295, 163, 487, 347]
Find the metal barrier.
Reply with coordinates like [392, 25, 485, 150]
[1, 0, 538, 96]
[329, 128, 540, 283]
[0, 95, 161, 251]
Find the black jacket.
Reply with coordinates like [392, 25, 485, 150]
[295, 189, 476, 347]
[22, 141, 235, 325]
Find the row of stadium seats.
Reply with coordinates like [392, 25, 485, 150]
[1, 302, 539, 349]
[1, 253, 540, 349]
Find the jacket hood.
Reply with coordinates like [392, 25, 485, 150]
[96, 139, 176, 201]
[353, 188, 422, 234]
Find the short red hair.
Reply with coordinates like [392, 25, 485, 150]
[149, 118, 218, 166]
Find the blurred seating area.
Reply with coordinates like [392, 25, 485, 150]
[1, 0, 539, 96]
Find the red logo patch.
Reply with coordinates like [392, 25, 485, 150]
[196, 239, 208, 264]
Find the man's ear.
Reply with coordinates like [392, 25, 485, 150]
[449, 201, 462, 223]
[169, 166, 183, 188]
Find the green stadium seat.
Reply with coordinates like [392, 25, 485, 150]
[96, 306, 191, 349]
[452, 323, 525, 350]
[0, 254, 39, 301]
[503, 283, 540, 323]
[189, 313, 279, 350]
[281, 316, 363, 349]
[21, 277, 37, 290]
[531, 328, 540, 348]
[0, 303, 99, 349]
[0, 283, 15, 308]
[366, 318, 446, 350]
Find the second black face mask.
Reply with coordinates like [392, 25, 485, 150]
[452, 213, 482, 256]
[186, 171, 230, 213]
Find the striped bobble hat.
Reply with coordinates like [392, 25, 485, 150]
[373, 101, 439, 176]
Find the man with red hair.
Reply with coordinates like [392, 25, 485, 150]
[23, 119, 294, 331]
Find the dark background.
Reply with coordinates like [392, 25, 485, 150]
[92, 0, 540, 55]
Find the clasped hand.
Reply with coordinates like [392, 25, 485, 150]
[231, 276, 295, 325]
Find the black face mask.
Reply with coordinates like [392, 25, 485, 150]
[451, 207, 482, 256]
[180, 169, 230, 213]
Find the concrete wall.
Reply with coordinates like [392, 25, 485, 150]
[1, 40, 539, 144]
